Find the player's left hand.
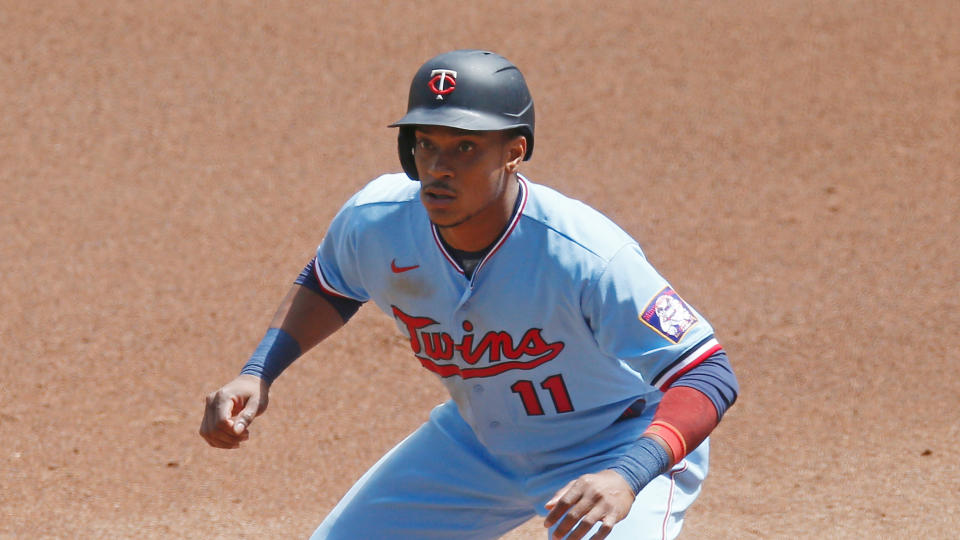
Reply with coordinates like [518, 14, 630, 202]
[543, 469, 635, 540]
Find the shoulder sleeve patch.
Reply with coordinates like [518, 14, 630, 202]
[639, 287, 699, 343]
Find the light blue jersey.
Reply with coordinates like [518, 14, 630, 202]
[314, 173, 720, 455]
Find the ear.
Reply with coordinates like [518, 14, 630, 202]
[504, 134, 527, 174]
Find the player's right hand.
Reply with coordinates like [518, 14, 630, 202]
[199, 374, 270, 449]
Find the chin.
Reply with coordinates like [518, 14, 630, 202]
[428, 216, 463, 229]
[426, 211, 471, 230]
[421, 202, 460, 227]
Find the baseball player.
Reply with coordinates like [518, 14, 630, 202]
[200, 50, 739, 540]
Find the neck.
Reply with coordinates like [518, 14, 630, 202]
[438, 177, 521, 252]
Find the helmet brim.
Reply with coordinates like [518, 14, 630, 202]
[389, 105, 531, 133]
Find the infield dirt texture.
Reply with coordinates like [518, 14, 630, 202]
[1, 2, 957, 538]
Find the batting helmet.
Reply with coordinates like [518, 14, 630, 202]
[389, 49, 535, 181]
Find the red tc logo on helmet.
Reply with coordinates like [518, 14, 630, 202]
[428, 69, 457, 100]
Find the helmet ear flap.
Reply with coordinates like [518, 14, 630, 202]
[397, 126, 419, 181]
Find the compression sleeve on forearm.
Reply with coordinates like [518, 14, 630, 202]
[608, 436, 671, 495]
[240, 327, 302, 384]
[611, 348, 740, 491]
[295, 257, 364, 323]
[611, 382, 730, 492]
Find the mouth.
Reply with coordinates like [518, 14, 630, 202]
[421, 185, 457, 203]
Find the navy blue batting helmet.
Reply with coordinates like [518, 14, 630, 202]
[390, 50, 535, 180]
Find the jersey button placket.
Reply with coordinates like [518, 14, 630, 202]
[457, 286, 472, 307]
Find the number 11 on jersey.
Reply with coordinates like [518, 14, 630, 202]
[510, 374, 574, 416]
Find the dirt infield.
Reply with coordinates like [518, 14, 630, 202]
[2, 2, 957, 538]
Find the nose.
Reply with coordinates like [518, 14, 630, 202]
[421, 150, 455, 180]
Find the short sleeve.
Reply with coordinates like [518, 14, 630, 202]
[582, 244, 719, 390]
[313, 195, 371, 303]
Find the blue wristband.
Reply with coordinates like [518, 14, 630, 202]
[240, 328, 302, 384]
[609, 437, 671, 495]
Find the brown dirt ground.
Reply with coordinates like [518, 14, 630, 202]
[2, 1, 957, 538]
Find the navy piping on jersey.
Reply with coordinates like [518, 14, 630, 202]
[430, 176, 528, 280]
[650, 336, 721, 390]
[295, 257, 364, 323]
[435, 182, 526, 280]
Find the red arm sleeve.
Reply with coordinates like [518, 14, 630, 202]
[647, 386, 719, 464]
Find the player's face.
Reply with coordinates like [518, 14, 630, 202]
[413, 126, 526, 251]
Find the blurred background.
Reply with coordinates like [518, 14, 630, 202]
[1, 1, 957, 538]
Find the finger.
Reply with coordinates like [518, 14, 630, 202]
[232, 394, 260, 435]
[201, 420, 247, 448]
[568, 520, 595, 540]
[199, 415, 241, 449]
[218, 392, 239, 422]
[200, 399, 223, 443]
[545, 499, 571, 527]
[544, 482, 577, 526]
[567, 506, 610, 540]
[587, 516, 618, 540]
[202, 390, 237, 433]
[200, 420, 242, 445]
[552, 505, 588, 540]
[202, 409, 234, 441]
[546, 478, 577, 508]
[204, 436, 241, 450]
[200, 393, 248, 448]
[545, 491, 561, 510]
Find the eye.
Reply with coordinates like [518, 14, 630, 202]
[415, 138, 435, 152]
[456, 141, 475, 153]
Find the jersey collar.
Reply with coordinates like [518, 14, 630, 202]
[431, 175, 529, 278]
